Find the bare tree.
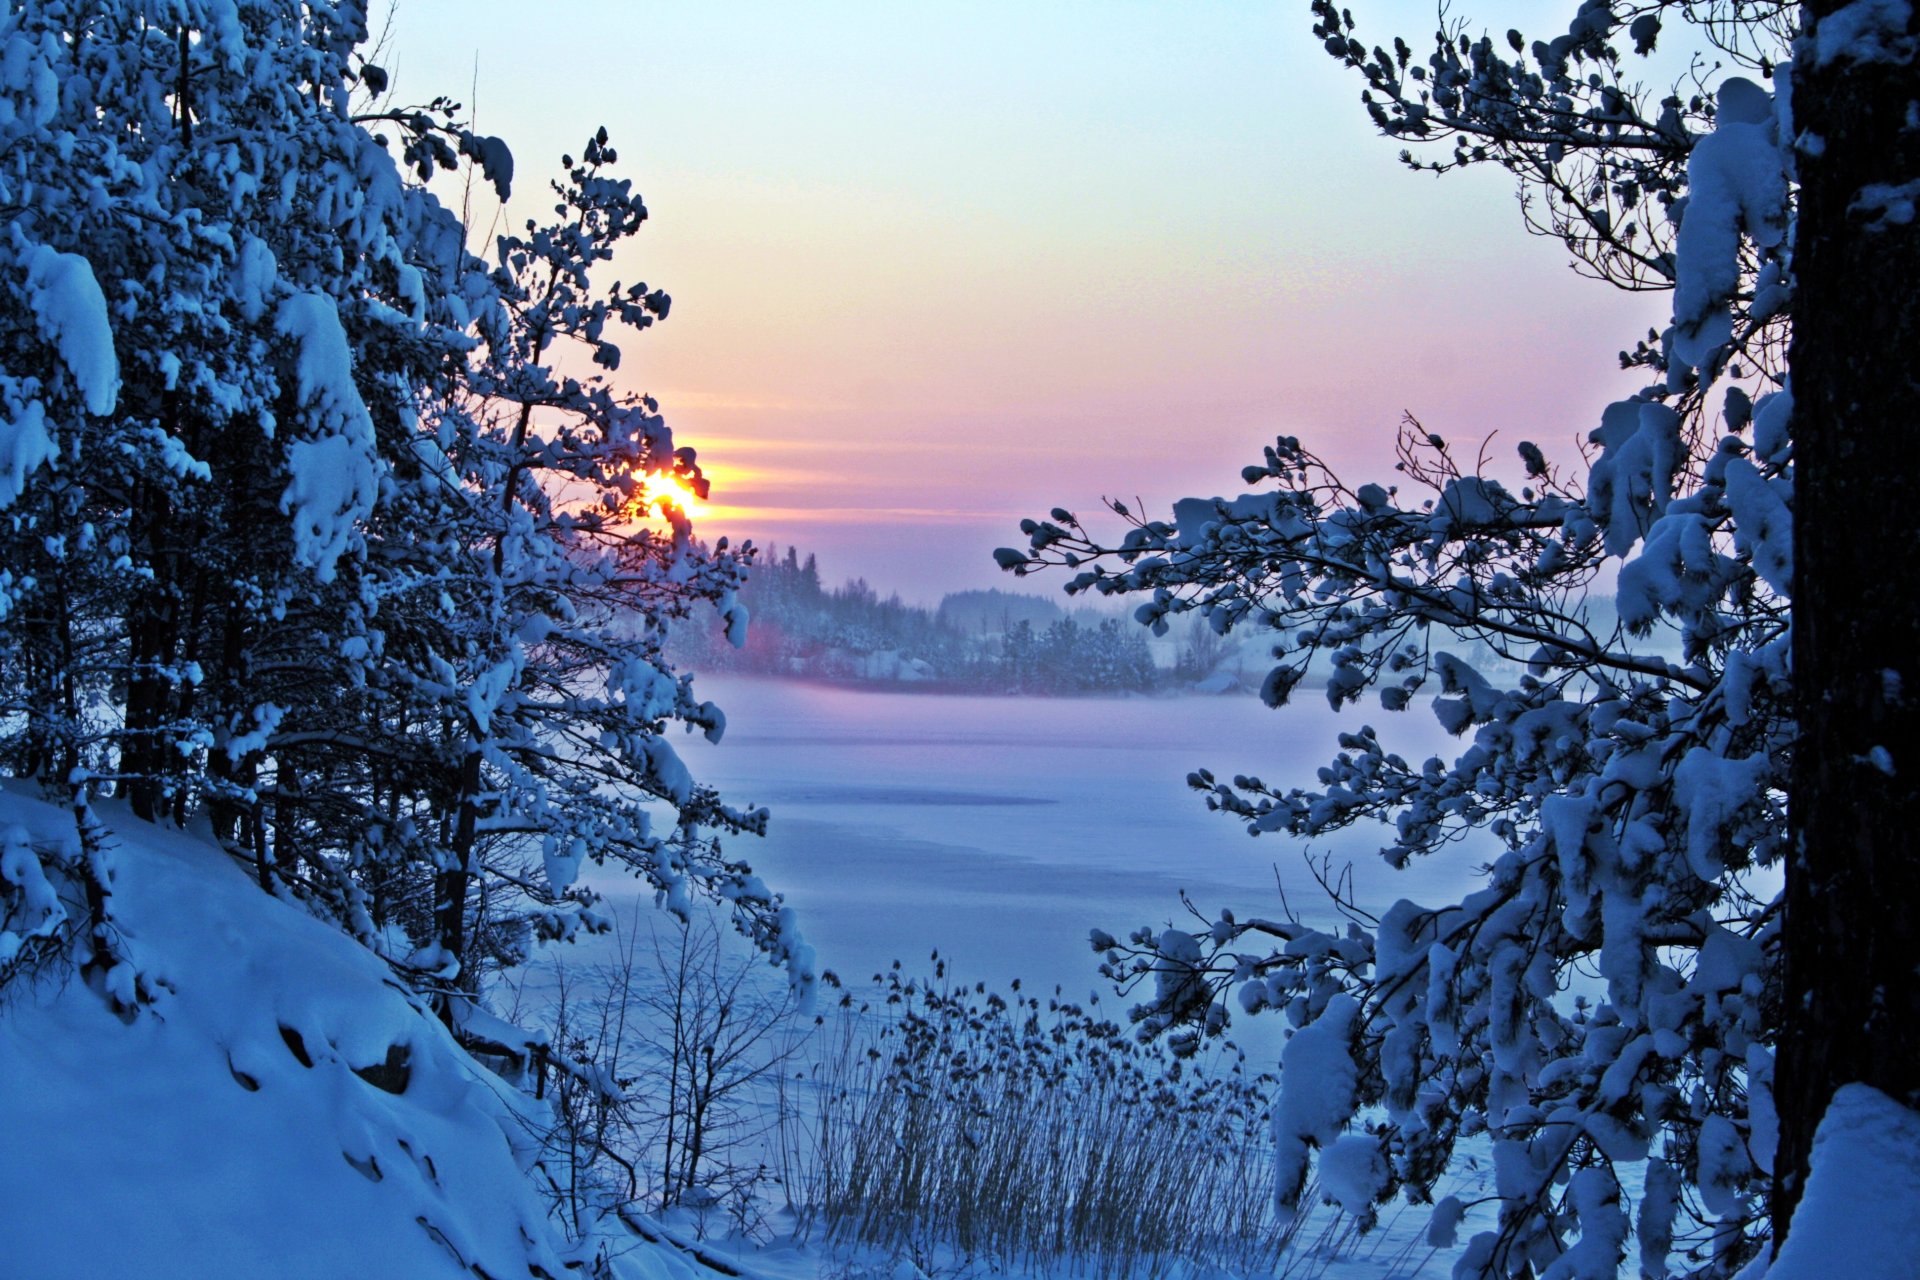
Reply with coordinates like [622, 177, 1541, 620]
[635, 912, 803, 1219]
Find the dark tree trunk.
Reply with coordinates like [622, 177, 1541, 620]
[168, 562, 212, 827]
[204, 414, 272, 863]
[17, 600, 57, 781]
[205, 602, 266, 884]
[434, 746, 484, 1026]
[123, 474, 180, 823]
[1776, 7, 1920, 1247]
[56, 567, 78, 785]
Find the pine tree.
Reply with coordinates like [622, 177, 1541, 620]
[1774, 0, 1920, 1247]
[995, 0, 1918, 1267]
[0, 3, 805, 1013]
[1, 0, 496, 986]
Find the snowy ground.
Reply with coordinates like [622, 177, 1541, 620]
[0, 682, 1509, 1279]
[0, 785, 671, 1280]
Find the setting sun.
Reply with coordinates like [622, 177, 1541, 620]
[627, 469, 708, 521]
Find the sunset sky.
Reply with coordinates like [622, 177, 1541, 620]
[384, 0, 1663, 602]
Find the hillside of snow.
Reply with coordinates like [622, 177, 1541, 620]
[0, 783, 700, 1280]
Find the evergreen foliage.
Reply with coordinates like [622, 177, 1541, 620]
[935, 587, 1067, 635]
[993, 0, 1911, 1271]
[0, 1, 801, 1016]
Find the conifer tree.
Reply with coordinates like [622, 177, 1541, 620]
[1002, 0, 1917, 1267]
[0, 1, 803, 1011]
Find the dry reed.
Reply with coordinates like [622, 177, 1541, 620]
[777, 960, 1307, 1279]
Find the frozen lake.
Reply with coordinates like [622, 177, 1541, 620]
[562, 675, 1509, 1271]
[590, 676, 1494, 1021]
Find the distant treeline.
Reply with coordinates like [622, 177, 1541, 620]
[668, 545, 1164, 693]
[668, 545, 1640, 696]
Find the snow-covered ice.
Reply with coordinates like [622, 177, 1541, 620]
[642, 676, 1481, 1009]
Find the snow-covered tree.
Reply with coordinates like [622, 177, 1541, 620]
[1, 0, 490, 989]
[1771, 0, 1919, 1254]
[384, 128, 796, 1012]
[1002, 0, 1913, 1271]
[0, 3, 803, 1017]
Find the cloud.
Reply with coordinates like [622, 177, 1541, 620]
[702, 504, 1017, 525]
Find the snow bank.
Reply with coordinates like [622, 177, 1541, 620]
[1768, 1084, 1920, 1280]
[0, 784, 694, 1280]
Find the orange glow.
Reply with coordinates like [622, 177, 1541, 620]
[626, 469, 709, 522]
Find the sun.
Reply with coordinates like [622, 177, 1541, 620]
[626, 469, 708, 522]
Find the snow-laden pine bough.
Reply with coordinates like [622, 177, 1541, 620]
[0, 0, 810, 1085]
[993, 1, 1888, 1271]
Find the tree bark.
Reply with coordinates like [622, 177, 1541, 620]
[1776, 8, 1920, 1246]
[122, 475, 180, 823]
[434, 746, 483, 1026]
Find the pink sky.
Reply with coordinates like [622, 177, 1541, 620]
[386, 0, 1663, 602]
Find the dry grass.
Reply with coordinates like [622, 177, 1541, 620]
[511, 934, 1414, 1278]
[776, 961, 1305, 1279]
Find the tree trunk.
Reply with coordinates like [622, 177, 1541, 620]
[122, 566, 178, 821]
[205, 424, 268, 865]
[1776, 9, 1920, 1246]
[123, 408, 189, 824]
[434, 746, 483, 1026]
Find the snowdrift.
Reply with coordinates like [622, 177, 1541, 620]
[0, 784, 691, 1280]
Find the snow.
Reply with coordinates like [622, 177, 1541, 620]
[556, 680, 1504, 1272]
[1615, 506, 1733, 633]
[1851, 177, 1920, 229]
[1431, 477, 1514, 532]
[23, 243, 120, 416]
[1174, 495, 1224, 547]
[234, 234, 278, 323]
[466, 657, 519, 733]
[0, 784, 596, 1278]
[1721, 453, 1793, 595]
[222, 702, 286, 766]
[1172, 493, 1285, 549]
[1768, 1085, 1920, 1280]
[0, 624, 1603, 1280]
[1538, 1168, 1628, 1280]
[654, 676, 1475, 1005]
[1638, 1157, 1682, 1275]
[275, 292, 381, 581]
[1805, 0, 1916, 66]
[0, 25, 61, 132]
[1586, 400, 1682, 555]
[0, 2, 1561, 1274]
[1317, 1132, 1389, 1219]
[0, 397, 55, 510]
[544, 833, 588, 895]
[1670, 78, 1789, 370]
[1271, 994, 1362, 1210]
[1696, 1112, 1754, 1218]
[0, 820, 63, 963]
[1672, 747, 1772, 880]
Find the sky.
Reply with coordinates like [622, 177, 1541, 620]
[381, 0, 1665, 603]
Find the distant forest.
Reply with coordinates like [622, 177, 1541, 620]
[668, 544, 1177, 693]
[668, 546, 1662, 698]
